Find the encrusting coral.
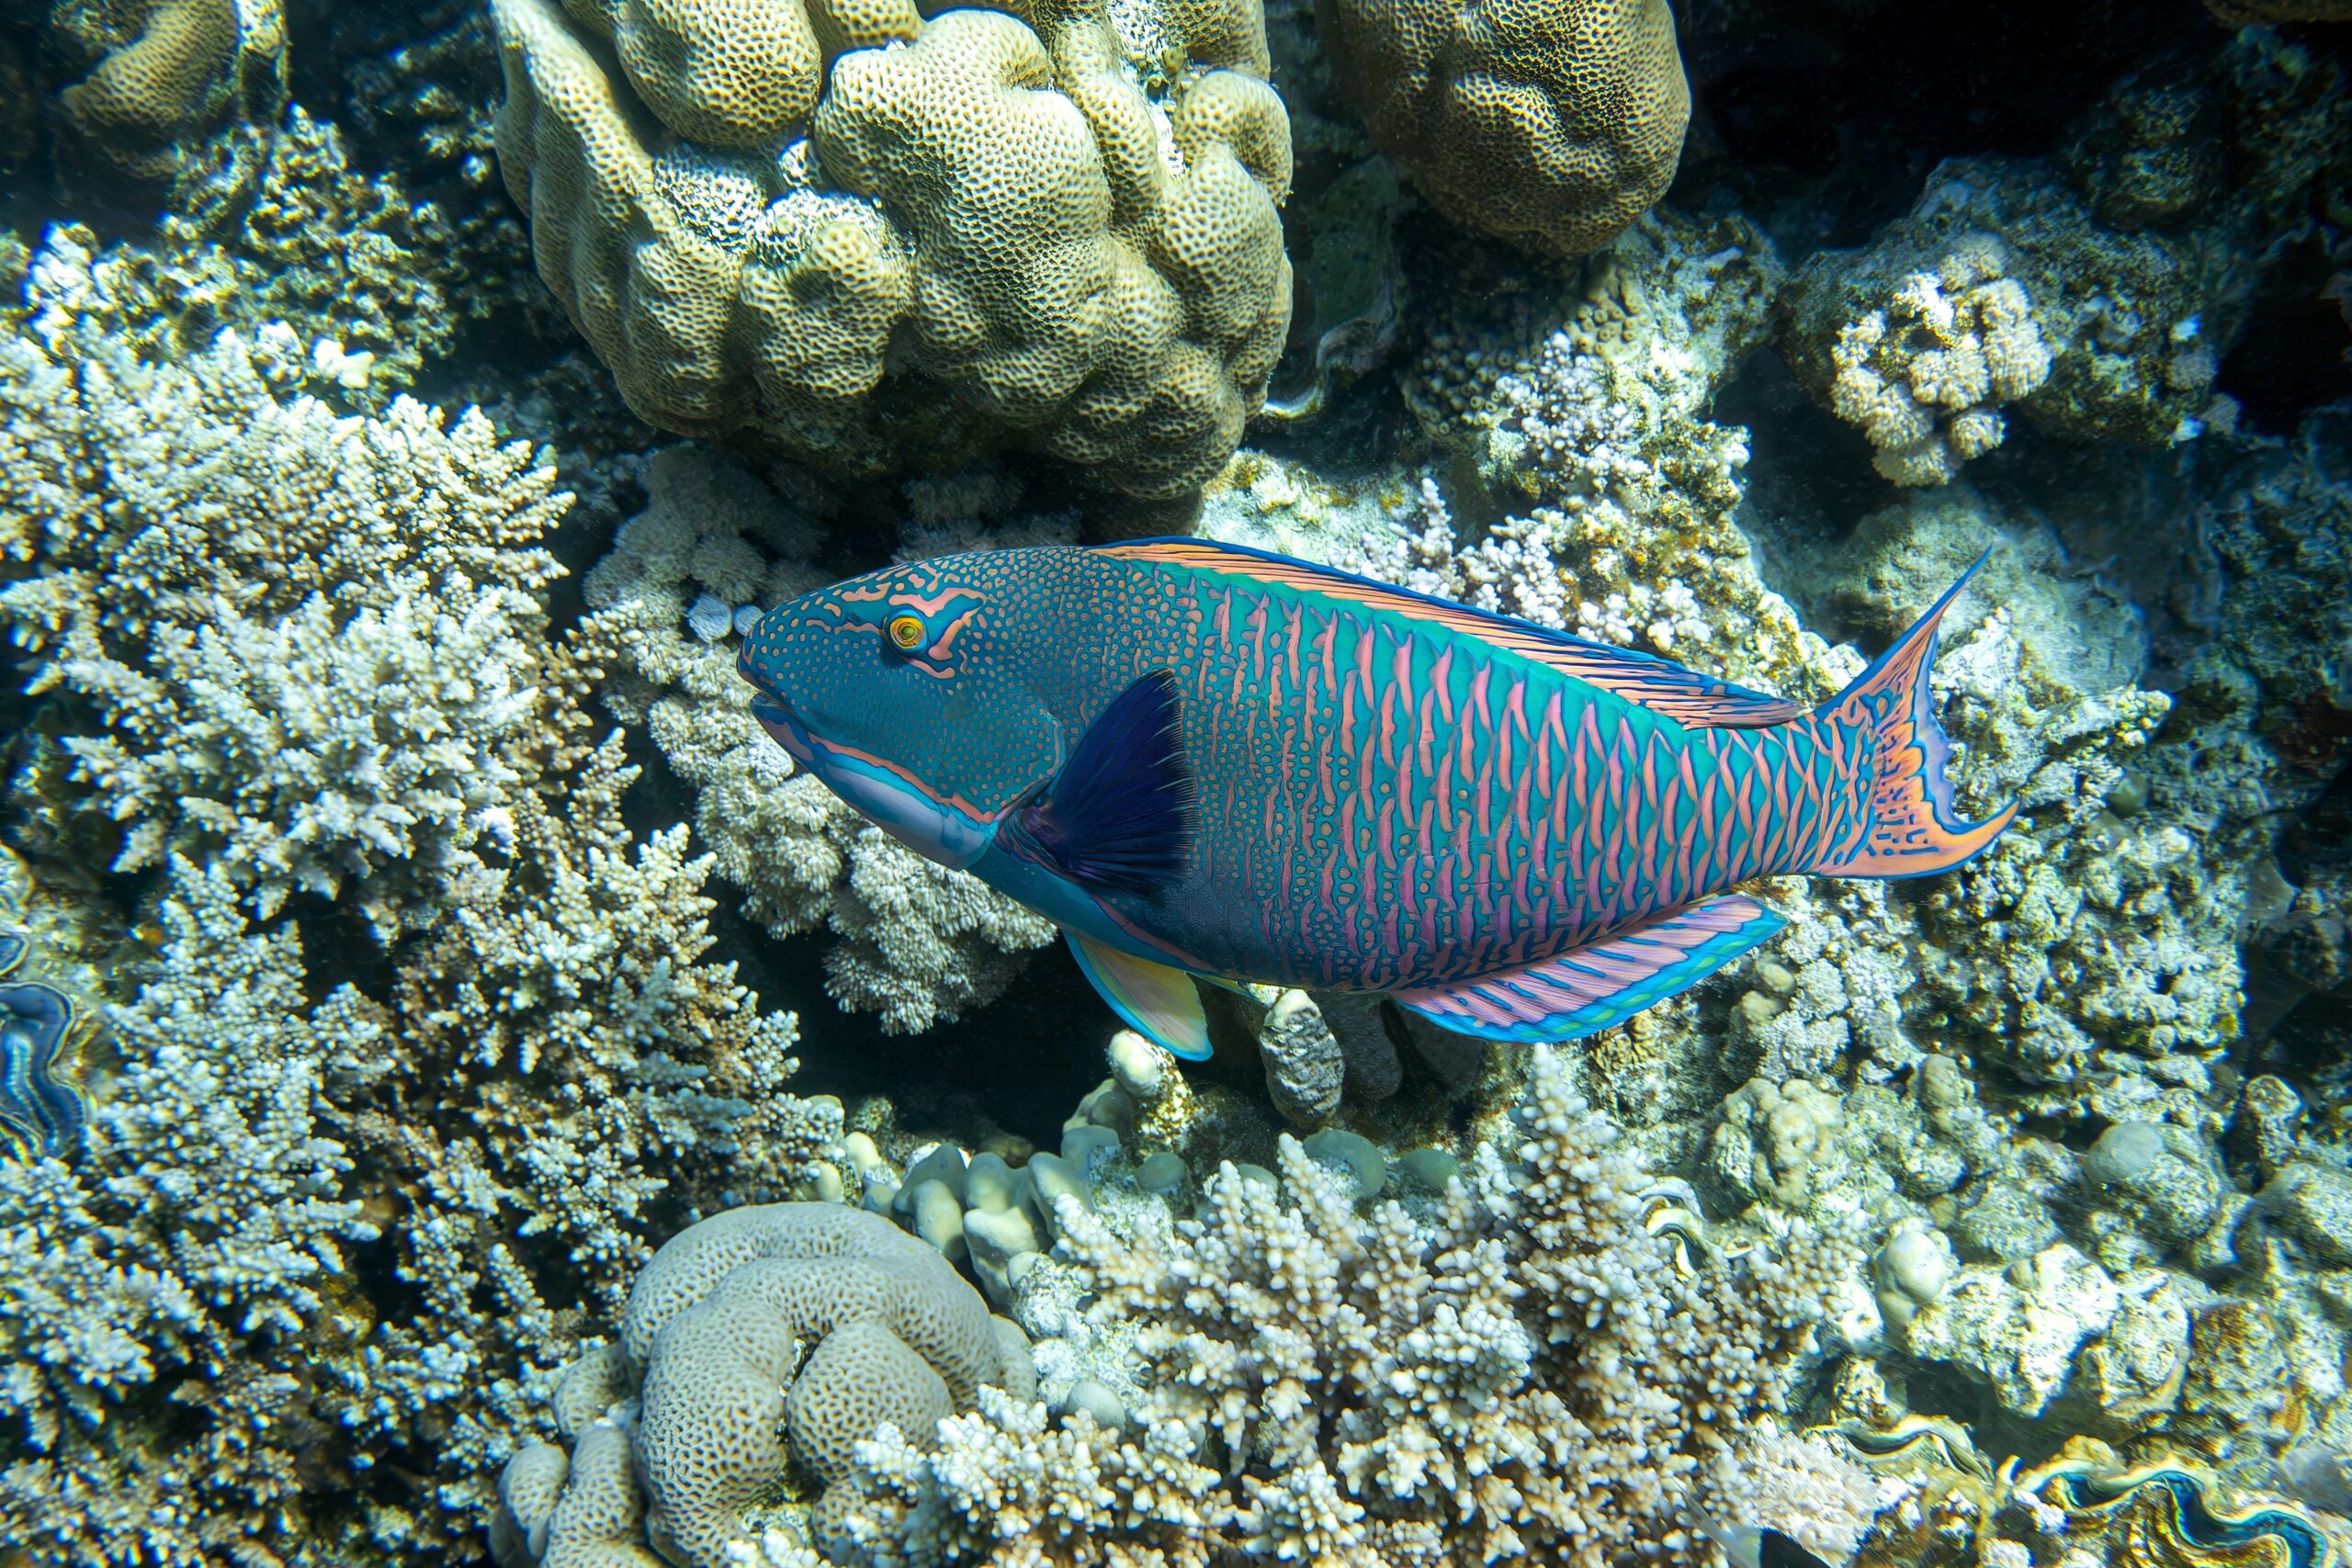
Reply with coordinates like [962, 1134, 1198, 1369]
[1317, 0, 1688, 257]
[487, 0, 1294, 500]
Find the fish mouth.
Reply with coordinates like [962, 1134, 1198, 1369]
[746, 689, 991, 869]
[749, 692, 814, 765]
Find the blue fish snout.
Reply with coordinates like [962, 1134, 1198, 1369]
[748, 692, 814, 765]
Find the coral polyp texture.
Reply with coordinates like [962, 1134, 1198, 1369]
[487, 0, 1294, 499]
[492, 1203, 1034, 1568]
[1317, 0, 1688, 256]
[44, 0, 288, 176]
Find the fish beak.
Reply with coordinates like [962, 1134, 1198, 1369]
[748, 690, 992, 870]
[750, 692, 814, 766]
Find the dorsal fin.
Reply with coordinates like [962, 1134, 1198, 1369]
[1100, 536, 1806, 730]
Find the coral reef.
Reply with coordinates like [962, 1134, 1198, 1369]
[3, 0, 2350, 1563]
[1385, 209, 1847, 709]
[0, 290, 570, 935]
[831, 1048, 1869, 1565]
[1317, 0, 1687, 257]
[43, 0, 287, 177]
[1779, 155, 2250, 472]
[494, 1204, 1033, 1568]
[487, 0, 1293, 499]
[0, 288, 840, 1562]
[1810, 237, 2054, 487]
[6, 107, 536, 406]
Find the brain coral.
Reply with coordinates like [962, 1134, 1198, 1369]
[502, 1202, 1035, 1568]
[489, 0, 1293, 500]
[1317, 0, 1688, 257]
[46, 0, 287, 176]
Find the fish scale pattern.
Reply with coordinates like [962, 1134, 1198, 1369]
[751, 545, 1880, 990]
[1140, 570, 1875, 988]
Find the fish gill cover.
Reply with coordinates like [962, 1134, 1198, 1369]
[0, 0, 2347, 1565]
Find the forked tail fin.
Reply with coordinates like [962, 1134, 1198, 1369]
[1806, 552, 2018, 878]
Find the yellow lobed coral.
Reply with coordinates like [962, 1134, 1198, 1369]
[489, 0, 1293, 499]
[48, 0, 287, 177]
[1317, 0, 1688, 256]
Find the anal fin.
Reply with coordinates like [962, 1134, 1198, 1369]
[1066, 931, 1212, 1060]
[1391, 894, 1788, 1043]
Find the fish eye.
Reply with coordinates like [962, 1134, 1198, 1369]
[886, 613, 925, 651]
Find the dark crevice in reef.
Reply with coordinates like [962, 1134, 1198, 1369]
[2218, 236, 2352, 438]
[1719, 343, 1893, 638]
[615, 711, 1109, 1152]
[781, 937, 1114, 1156]
[1679, 0, 2215, 257]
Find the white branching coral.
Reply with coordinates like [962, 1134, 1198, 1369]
[61, 587, 540, 935]
[1825, 239, 2053, 486]
[1371, 210, 1858, 707]
[0, 269, 576, 938]
[0, 264, 564, 665]
[0, 854, 380, 1558]
[831, 1049, 1864, 1566]
[0, 278, 837, 1561]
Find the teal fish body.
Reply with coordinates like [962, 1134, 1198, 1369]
[738, 539, 2014, 1056]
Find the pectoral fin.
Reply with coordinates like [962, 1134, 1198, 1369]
[1065, 931, 1212, 1060]
[1000, 671, 1193, 896]
[1392, 894, 1788, 1043]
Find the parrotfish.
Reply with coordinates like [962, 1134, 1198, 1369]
[737, 539, 2014, 1059]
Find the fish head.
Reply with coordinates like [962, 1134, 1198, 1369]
[736, 552, 1062, 869]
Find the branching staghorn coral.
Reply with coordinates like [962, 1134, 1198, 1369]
[9, 96, 535, 408]
[61, 586, 541, 937]
[0, 275, 575, 936]
[832, 1048, 1869, 1565]
[0, 286, 840, 1562]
